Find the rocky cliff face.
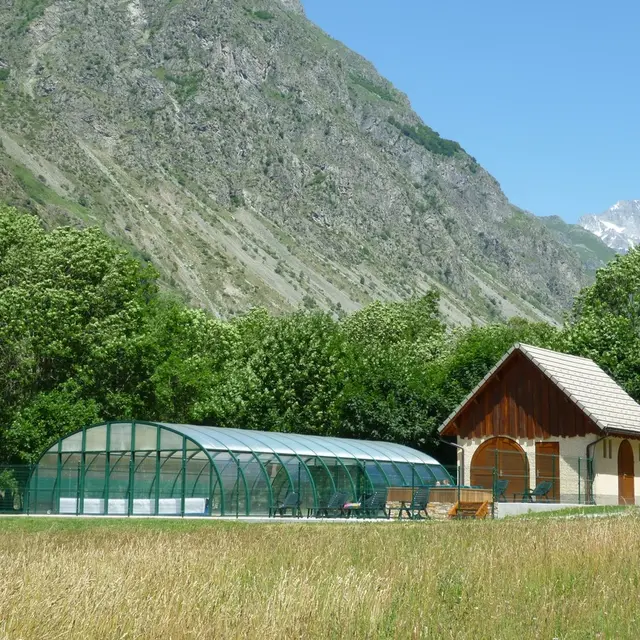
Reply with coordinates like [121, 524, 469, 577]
[0, 0, 596, 323]
[579, 200, 640, 253]
[539, 215, 615, 274]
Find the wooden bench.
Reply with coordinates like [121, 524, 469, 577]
[448, 500, 490, 519]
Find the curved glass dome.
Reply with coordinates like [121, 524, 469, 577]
[28, 421, 451, 517]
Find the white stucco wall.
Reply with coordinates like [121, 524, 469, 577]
[455, 435, 640, 505]
[591, 436, 640, 505]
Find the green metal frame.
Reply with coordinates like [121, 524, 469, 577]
[242, 453, 275, 515]
[27, 420, 449, 517]
[305, 456, 337, 495]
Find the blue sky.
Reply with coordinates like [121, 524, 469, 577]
[302, 0, 639, 223]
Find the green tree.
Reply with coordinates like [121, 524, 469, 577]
[563, 248, 640, 399]
[338, 293, 449, 449]
[0, 206, 157, 461]
[214, 310, 346, 435]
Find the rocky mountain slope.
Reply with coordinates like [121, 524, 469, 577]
[0, 0, 604, 323]
[539, 216, 615, 274]
[579, 200, 640, 253]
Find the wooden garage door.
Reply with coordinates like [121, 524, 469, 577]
[535, 442, 560, 502]
[470, 437, 528, 500]
[618, 439, 635, 505]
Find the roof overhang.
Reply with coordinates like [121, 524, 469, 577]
[438, 343, 611, 437]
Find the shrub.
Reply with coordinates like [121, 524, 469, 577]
[388, 116, 464, 158]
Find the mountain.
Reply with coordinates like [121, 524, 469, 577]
[0, 0, 602, 324]
[539, 216, 616, 274]
[578, 200, 640, 253]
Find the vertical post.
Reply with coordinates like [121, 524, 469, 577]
[129, 422, 137, 517]
[208, 461, 213, 517]
[105, 423, 111, 516]
[578, 457, 581, 504]
[155, 427, 161, 516]
[32, 464, 38, 515]
[493, 466, 497, 504]
[494, 445, 499, 496]
[55, 446, 62, 515]
[236, 459, 240, 519]
[411, 465, 415, 521]
[79, 428, 87, 515]
[180, 439, 187, 518]
[362, 461, 366, 499]
[75, 461, 81, 516]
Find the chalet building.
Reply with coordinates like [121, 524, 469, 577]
[439, 344, 640, 505]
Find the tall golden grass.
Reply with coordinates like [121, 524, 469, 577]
[0, 516, 639, 639]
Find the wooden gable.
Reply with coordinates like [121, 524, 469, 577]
[441, 350, 601, 439]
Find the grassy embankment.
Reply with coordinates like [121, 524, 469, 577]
[0, 515, 639, 639]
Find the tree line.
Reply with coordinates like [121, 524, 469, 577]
[1, 205, 638, 464]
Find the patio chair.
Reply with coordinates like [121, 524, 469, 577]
[358, 491, 390, 519]
[494, 479, 509, 502]
[270, 492, 301, 517]
[308, 491, 348, 518]
[514, 480, 553, 502]
[399, 486, 431, 520]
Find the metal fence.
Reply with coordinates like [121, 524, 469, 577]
[0, 460, 450, 517]
[465, 448, 605, 505]
[0, 447, 626, 518]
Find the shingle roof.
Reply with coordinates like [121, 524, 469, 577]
[438, 343, 640, 435]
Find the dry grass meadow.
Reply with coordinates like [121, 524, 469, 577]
[0, 514, 639, 639]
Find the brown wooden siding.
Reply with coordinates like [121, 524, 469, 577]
[442, 351, 601, 439]
[536, 441, 560, 501]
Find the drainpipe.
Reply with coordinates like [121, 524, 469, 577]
[586, 432, 609, 506]
[439, 439, 464, 486]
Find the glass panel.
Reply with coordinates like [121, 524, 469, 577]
[360, 461, 386, 495]
[280, 455, 315, 513]
[328, 458, 356, 501]
[160, 429, 183, 451]
[158, 451, 182, 516]
[395, 463, 422, 487]
[30, 452, 58, 514]
[85, 425, 106, 451]
[214, 453, 246, 516]
[209, 452, 230, 516]
[59, 453, 82, 513]
[240, 454, 270, 516]
[134, 424, 158, 451]
[83, 453, 107, 514]
[132, 453, 157, 515]
[109, 423, 132, 452]
[108, 452, 131, 514]
[378, 463, 405, 487]
[305, 457, 333, 506]
[61, 433, 83, 452]
[428, 464, 452, 483]
[414, 464, 437, 485]
[184, 452, 210, 515]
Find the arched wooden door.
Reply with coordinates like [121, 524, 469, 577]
[618, 440, 635, 505]
[471, 437, 528, 500]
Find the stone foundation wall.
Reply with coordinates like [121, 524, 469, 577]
[426, 501, 454, 520]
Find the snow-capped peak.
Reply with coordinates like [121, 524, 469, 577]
[578, 200, 640, 253]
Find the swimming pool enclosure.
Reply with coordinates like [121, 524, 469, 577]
[27, 421, 452, 516]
